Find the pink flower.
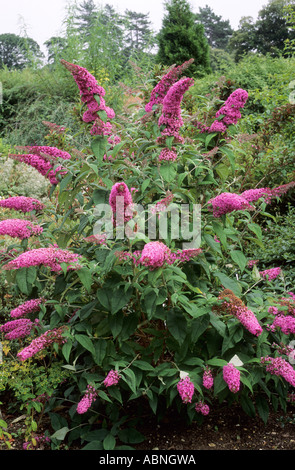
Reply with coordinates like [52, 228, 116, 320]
[259, 267, 281, 280]
[77, 385, 97, 414]
[139, 241, 171, 269]
[8, 153, 66, 185]
[195, 401, 210, 415]
[109, 182, 133, 224]
[0, 218, 43, 239]
[0, 196, 45, 213]
[150, 192, 174, 214]
[223, 363, 240, 393]
[261, 356, 295, 386]
[104, 369, 121, 387]
[157, 77, 194, 144]
[203, 367, 214, 389]
[17, 326, 67, 361]
[16, 145, 71, 160]
[208, 192, 253, 217]
[177, 376, 194, 404]
[0, 318, 39, 340]
[90, 119, 113, 136]
[208, 121, 227, 133]
[158, 147, 178, 162]
[268, 315, 295, 335]
[3, 246, 81, 272]
[215, 88, 248, 127]
[10, 298, 45, 319]
[145, 59, 194, 112]
[60, 60, 115, 132]
[241, 188, 272, 203]
[219, 290, 263, 336]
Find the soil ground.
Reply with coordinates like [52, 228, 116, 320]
[1, 400, 295, 452]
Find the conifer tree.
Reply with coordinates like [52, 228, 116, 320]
[156, 0, 211, 76]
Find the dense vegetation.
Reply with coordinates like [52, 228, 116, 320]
[0, 0, 294, 451]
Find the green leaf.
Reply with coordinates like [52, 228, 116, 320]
[133, 360, 154, 371]
[230, 250, 247, 273]
[103, 434, 116, 450]
[15, 267, 36, 295]
[142, 288, 158, 319]
[240, 395, 256, 418]
[51, 427, 69, 441]
[207, 358, 228, 367]
[166, 309, 187, 345]
[159, 163, 177, 183]
[97, 285, 133, 314]
[77, 268, 93, 293]
[118, 428, 145, 444]
[248, 223, 262, 240]
[62, 340, 72, 362]
[214, 271, 242, 296]
[256, 395, 269, 424]
[108, 312, 123, 338]
[75, 334, 95, 355]
[122, 368, 137, 394]
[82, 441, 103, 450]
[91, 135, 107, 161]
[98, 110, 108, 122]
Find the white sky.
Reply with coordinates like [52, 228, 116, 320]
[0, 0, 269, 50]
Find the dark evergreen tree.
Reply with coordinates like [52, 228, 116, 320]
[74, 0, 98, 37]
[156, 0, 211, 76]
[196, 5, 234, 49]
[123, 10, 155, 53]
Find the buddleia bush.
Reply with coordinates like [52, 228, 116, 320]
[0, 58, 295, 450]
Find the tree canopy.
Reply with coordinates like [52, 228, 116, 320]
[0, 33, 43, 69]
[196, 5, 234, 50]
[156, 0, 211, 76]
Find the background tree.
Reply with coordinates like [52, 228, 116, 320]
[196, 5, 234, 50]
[44, 36, 67, 65]
[74, 0, 98, 38]
[0, 33, 43, 69]
[228, 16, 257, 61]
[255, 0, 295, 55]
[123, 10, 155, 58]
[156, 0, 211, 76]
[229, 0, 295, 61]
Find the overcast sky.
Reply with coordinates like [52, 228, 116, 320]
[0, 0, 269, 49]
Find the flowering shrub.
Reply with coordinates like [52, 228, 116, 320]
[0, 58, 294, 449]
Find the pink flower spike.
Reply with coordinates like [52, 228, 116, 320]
[177, 376, 194, 404]
[223, 363, 240, 393]
[76, 385, 97, 414]
[104, 369, 121, 387]
[0, 218, 43, 239]
[0, 196, 45, 213]
[3, 246, 81, 272]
